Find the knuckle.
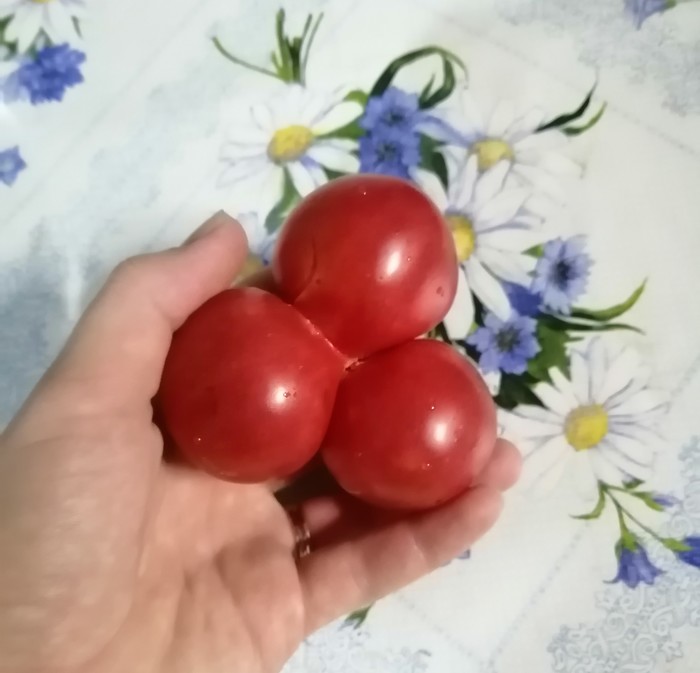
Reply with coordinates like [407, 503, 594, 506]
[111, 255, 148, 280]
[107, 254, 155, 291]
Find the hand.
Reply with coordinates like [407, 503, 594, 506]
[0, 213, 521, 673]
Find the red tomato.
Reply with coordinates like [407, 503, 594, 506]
[321, 339, 497, 510]
[157, 175, 497, 506]
[158, 288, 344, 482]
[272, 175, 458, 359]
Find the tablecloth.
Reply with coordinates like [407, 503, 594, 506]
[1, 0, 700, 671]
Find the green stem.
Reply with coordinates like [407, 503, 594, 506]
[211, 37, 279, 80]
[300, 13, 323, 84]
[274, 10, 294, 81]
[606, 485, 632, 494]
[299, 14, 313, 48]
[605, 484, 665, 512]
[604, 488, 665, 544]
[610, 496, 630, 537]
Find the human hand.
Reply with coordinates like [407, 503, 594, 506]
[0, 213, 521, 673]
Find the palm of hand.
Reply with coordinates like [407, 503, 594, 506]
[0, 217, 519, 673]
[2, 406, 305, 673]
[99, 460, 307, 673]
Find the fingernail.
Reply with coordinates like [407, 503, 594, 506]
[184, 210, 233, 245]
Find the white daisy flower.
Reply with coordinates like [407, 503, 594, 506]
[236, 211, 277, 279]
[239, 210, 276, 262]
[425, 88, 580, 193]
[415, 154, 545, 340]
[502, 338, 668, 498]
[219, 84, 361, 221]
[0, 0, 84, 53]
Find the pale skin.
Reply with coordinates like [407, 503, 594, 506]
[0, 213, 521, 673]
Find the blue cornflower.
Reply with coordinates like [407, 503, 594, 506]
[441, 548, 471, 567]
[359, 127, 421, 179]
[624, 0, 674, 29]
[14, 44, 86, 105]
[609, 538, 663, 588]
[0, 147, 27, 186]
[532, 236, 591, 315]
[468, 312, 540, 375]
[357, 86, 463, 179]
[674, 536, 700, 569]
[650, 493, 679, 508]
[358, 86, 438, 178]
[360, 87, 422, 135]
[361, 86, 462, 142]
[503, 281, 541, 318]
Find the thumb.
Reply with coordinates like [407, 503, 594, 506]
[7, 211, 248, 438]
[0, 213, 247, 666]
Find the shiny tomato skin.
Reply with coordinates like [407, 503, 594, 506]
[158, 288, 344, 482]
[272, 175, 458, 359]
[321, 339, 497, 510]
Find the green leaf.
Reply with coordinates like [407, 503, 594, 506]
[300, 12, 324, 83]
[214, 10, 322, 84]
[319, 120, 364, 141]
[427, 321, 451, 342]
[613, 539, 623, 559]
[527, 323, 570, 382]
[419, 136, 449, 188]
[537, 85, 596, 133]
[662, 537, 691, 553]
[571, 321, 642, 334]
[494, 373, 543, 410]
[0, 16, 21, 55]
[623, 478, 644, 491]
[431, 151, 449, 189]
[274, 9, 294, 81]
[343, 604, 373, 629]
[524, 244, 545, 258]
[315, 89, 367, 141]
[265, 169, 299, 232]
[571, 281, 646, 322]
[211, 37, 278, 80]
[619, 530, 638, 552]
[572, 485, 606, 520]
[298, 13, 313, 46]
[420, 58, 457, 109]
[271, 51, 282, 73]
[344, 89, 369, 106]
[540, 315, 643, 335]
[419, 74, 437, 103]
[563, 103, 607, 136]
[369, 46, 465, 100]
[633, 491, 666, 512]
[288, 36, 304, 82]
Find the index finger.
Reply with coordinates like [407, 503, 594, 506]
[7, 214, 247, 437]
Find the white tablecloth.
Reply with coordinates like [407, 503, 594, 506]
[1, 1, 700, 671]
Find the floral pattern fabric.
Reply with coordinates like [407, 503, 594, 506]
[1, 0, 699, 671]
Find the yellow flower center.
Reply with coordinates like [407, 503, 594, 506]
[471, 138, 514, 171]
[445, 214, 476, 262]
[564, 404, 608, 451]
[267, 125, 314, 164]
